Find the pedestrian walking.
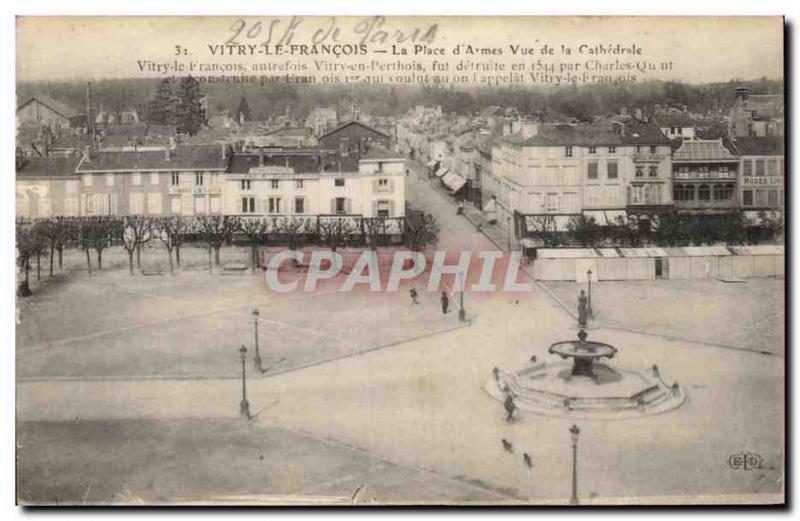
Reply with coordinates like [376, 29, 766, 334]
[440, 291, 450, 314]
[409, 287, 419, 305]
[457, 199, 465, 215]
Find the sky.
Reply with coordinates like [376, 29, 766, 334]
[16, 16, 783, 85]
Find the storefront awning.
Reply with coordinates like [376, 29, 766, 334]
[441, 172, 467, 192]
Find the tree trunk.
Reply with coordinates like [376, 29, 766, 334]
[214, 246, 221, 266]
[128, 249, 135, 275]
[136, 245, 142, 269]
[175, 244, 181, 267]
[57, 246, 63, 269]
[167, 248, 174, 274]
[85, 249, 92, 275]
[96, 249, 103, 270]
[49, 245, 55, 276]
[250, 243, 257, 273]
[36, 253, 41, 281]
[25, 259, 30, 285]
[208, 247, 212, 272]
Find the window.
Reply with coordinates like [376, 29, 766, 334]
[780, 159, 785, 176]
[588, 146, 596, 154]
[635, 166, 644, 178]
[742, 190, 753, 207]
[608, 146, 616, 154]
[742, 161, 752, 176]
[607, 162, 618, 180]
[755, 160, 765, 176]
[66, 180, 79, 193]
[768, 190, 779, 207]
[335, 178, 345, 187]
[649, 166, 658, 178]
[132, 173, 142, 186]
[635, 146, 641, 154]
[544, 193, 558, 212]
[587, 162, 598, 180]
[378, 179, 389, 187]
[170, 196, 181, 214]
[270, 179, 280, 189]
[674, 184, 694, 202]
[241, 196, 256, 213]
[147, 193, 162, 215]
[150, 173, 160, 185]
[377, 200, 390, 218]
[82, 175, 93, 187]
[241, 179, 252, 190]
[564, 146, 573, 157]
[195, 172, 204, 186]
[194, 195, 206, 214]
[645, 185, 661, 204]
[755, 189, 768, 207]
[37, 198, 52, 218]
[718, 165, 730, 177]
[64, 197, 78, 216]
[649, 146, 657, 154]
[105, 173, 115, 187]
[335, 197, 347, 215]
[171, 172, 180, 186]
[295, 179, 304, 189]
[713, 184, 734, 201]
[268, 197, 282, 214]
[294, 197, 305, 214]
[767, 160, 778, 176]
[697, 184, 711, 201]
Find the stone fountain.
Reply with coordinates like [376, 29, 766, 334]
[485, 328, 686, 419]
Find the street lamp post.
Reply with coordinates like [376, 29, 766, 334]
[507, 215, 512, 251]
[239, 345, 251, 419]
[570, 424, 580, 505]
[252, 308, 262, 371]
[586, 269, 594, 319]
[458, 273, 467, 323]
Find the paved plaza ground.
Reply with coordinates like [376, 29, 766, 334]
[15, 160, 785, 505]
[16, 418, 504, 505]
[17, 261, 465, 379]
[543, 278, 784, 355]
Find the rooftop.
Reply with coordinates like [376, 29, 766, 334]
[17, 155, 81, 179]
[732, 136, 784, 157]
[76, 145, 229, 172]
[18, 95, 82, 119]
[672, 139, 738, 162]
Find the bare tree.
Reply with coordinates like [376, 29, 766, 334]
[122, 216, 154, 275]
[29, 221, 50, 282]
[195, 216, 240, 271]
[403, 212, 440, 252]
[16, 219, 34, 296]
[37, 217, 72, 276]
[277, 216, 311, 252]
[362, 217, 388, 251]
[238, 217, 272, 273]
[317, 217, 356, 252]
[155, 217, 188, 274]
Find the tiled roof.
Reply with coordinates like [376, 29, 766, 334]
[228, 152, 320, 174]
[653, 111, 695, 128]
[360, 146, 404, 161]
[18, 95, 82, 119]
[620, 123, 671, 145]
[17, 155, 81, 179]
[77, 145, 228, 172]
[732, 136, 784, 157]
[501, 124, 622, 147]
[672, 139, 738, 161]
[318, 120, 390, 140]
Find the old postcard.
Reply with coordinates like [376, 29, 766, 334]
[14, 15, 784, 506]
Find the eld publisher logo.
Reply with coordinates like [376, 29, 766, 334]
[728, 452, 764, 471]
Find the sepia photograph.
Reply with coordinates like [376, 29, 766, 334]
[12, 14, 785, 506]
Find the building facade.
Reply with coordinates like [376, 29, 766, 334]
[671, 139, 739, 214]
[732, 136, 785, 218]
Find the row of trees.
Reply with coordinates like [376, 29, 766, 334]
[16, 213, 440, 295]
[527, 211, 783, 249]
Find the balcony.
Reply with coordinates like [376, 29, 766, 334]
[673, 171, 736, 181]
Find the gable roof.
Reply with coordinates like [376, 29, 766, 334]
[653, 110, 695, 128]
[318, 120, 390, 140]
[18, 95, 82, 119]
[619, 123, 671, 145]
